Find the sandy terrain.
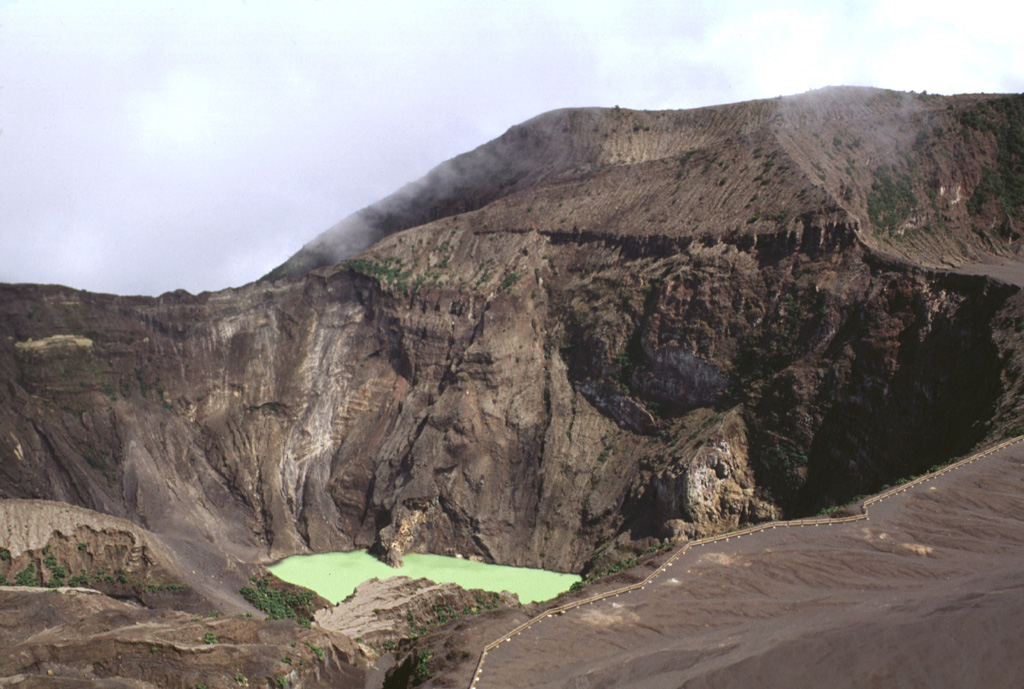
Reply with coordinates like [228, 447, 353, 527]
[469, 440, 1024, 688]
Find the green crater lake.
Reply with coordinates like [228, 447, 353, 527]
[269, 550, 581, 605]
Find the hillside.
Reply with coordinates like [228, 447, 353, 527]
[270, 87, 1022, 277]
[1, 87, 1023, 687]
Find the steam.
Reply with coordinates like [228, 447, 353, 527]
[266, 108, 594, 279]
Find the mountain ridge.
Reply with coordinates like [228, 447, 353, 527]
[266, 86, 1020, 284]
[1, 86, 1023, 688]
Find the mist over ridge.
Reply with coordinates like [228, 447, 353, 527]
[267, 85, 1021, 283]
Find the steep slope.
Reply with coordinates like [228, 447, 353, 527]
[268, 87, 1023, 279]
[2, 87, 1023, 586]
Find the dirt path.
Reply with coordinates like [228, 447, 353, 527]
[471, 438, 1024, 688]
[955, 257, 1024, 287]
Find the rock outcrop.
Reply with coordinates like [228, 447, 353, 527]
[316, 576, 518, 651]
[2, 87, 1023, 584]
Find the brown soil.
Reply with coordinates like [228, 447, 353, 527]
[0, 587, 362, 688]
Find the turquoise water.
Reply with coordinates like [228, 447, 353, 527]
[269, 550, 581, 605]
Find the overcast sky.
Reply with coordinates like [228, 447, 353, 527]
[2, 0, 1022, 296]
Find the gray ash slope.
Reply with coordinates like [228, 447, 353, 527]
[468, 440, 1024, 689]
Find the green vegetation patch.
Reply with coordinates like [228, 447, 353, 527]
[867, 165, 918, 234]
[239, 576, 315, 627]
[961, 95, 1024, 218]
[306, 643, 324, 661]
[344, 255, 412, 293]
[413, 650, 432, 683]
[569, 555, 641, 592]
[403, 591, 502, 641]
[498, 271, 520, 293]
[760, 440, 810, 504]
[68, 571, 92, 587]
[15, 562, 38, 586]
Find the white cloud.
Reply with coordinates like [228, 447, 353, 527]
[0, 0, 1021, 295]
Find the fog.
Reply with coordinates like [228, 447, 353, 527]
[1, 0, 1021, 296]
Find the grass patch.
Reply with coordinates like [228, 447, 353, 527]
[239, 576, 315, 627]
[867, 165, 918, 234]
[68, 571, 91, 587]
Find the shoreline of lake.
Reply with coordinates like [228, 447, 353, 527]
[269, 549, 581, 605]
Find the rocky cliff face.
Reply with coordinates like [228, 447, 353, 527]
[2, 88, 1023, 588]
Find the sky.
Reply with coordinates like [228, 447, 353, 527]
[1, 1, 1022, 296]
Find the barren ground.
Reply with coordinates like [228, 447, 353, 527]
[956, 258, 1024, 288]
[454, 441, 1024, 688]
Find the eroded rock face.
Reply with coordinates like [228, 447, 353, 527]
[0, 234, 1015, 578]
[316, 576, 519, 650]
[1, 88, 1023, 583]
[0, 499, 257, 615]
[639, 347, 730, 410]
